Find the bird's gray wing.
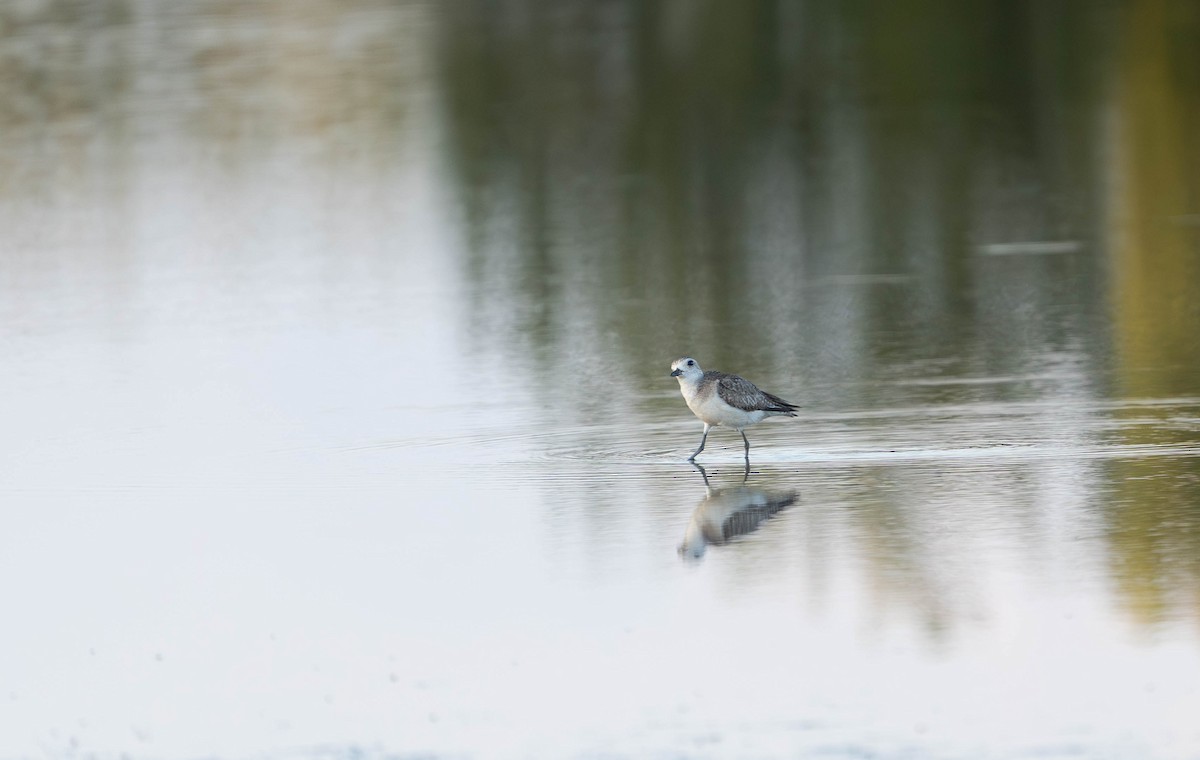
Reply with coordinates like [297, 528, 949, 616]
[715, 374, 774, 411]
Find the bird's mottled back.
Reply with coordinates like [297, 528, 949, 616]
[701, 371, 798, 415]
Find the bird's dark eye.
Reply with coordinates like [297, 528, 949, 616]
[687, 360, 694, 366]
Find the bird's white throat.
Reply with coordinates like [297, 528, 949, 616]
[675, 373, 702, 401]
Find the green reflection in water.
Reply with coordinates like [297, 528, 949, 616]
[433, 0, 1117, 395]
[1106, 0, 1200, 629]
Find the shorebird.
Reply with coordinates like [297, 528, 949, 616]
[670, 357, 798, 461]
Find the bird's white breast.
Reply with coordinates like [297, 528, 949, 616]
[679, 380, 766, 428]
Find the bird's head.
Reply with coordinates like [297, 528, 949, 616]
[670, 357, 703, 381]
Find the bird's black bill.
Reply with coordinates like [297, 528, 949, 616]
[670, 369, 682, 377]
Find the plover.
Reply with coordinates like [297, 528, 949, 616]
[670, 357, 798, 461]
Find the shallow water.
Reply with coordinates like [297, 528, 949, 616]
[2, 2, 1200, 759]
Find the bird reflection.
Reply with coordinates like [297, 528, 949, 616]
[678, 463, 797, 560]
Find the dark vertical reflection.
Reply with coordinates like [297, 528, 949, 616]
[432, 0, 1120, 400]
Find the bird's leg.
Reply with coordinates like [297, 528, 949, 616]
[688, 424, 711, 461]
[740, 430, 751, 461]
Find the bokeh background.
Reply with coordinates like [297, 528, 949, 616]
[2, 1, 1199, 759]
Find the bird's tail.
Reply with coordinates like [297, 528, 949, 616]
[763, 392, 799, 415]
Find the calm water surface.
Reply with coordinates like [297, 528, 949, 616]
[2, 2, 1200, 759]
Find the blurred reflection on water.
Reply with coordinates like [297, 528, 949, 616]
[2, 1, 1200, 759]
[437, 0, 1117, 389]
